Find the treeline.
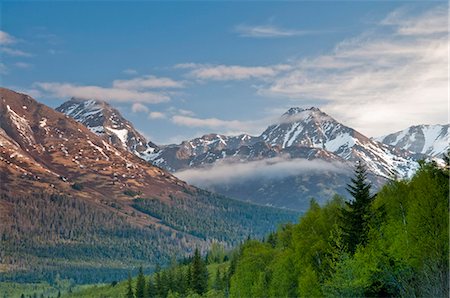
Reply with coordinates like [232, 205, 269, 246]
[1, 186, 297, 284]
[0, 193, 206, 284]
[93, 159, 448, 298]
[133, 190, 299, 244]
[125, 249, 212, 298]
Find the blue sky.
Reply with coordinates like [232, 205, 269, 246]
[0, 1, 447, 144]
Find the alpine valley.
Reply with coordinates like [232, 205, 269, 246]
[1, 88, 448, 285]
[56, 98, 446, 211]
[0, 88, 298, 283]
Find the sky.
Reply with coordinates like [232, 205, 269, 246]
[0, 1, 448, 144]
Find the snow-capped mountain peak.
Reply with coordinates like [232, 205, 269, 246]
[262, 107, 347, 149]
[57, 98, 158, 159]
[376, 124, 449, 157]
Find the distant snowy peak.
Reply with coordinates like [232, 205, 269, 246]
[57, 98, 158, 158]
[376, 124, 449, 157]
[148, 107, 419, 179]
[262, 107, 357, 151]
[259, 107, 418, 178]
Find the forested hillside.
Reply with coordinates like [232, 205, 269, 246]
[65, 159, 448, 298]
[0, 190, 297, 284]
[0, 88, 298, 284]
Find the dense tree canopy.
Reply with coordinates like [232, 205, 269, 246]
[65, 160, 449, 298]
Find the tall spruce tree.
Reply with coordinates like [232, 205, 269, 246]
[146, 276, 156, 298]
[154, 265, 164, 298]
[190, 248, 209, 295]
[341, 162, 374, 253]
[135, 267, 146, 298]
[126, 273, 134, 298]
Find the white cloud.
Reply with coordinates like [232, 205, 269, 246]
[260, 6, 448, 136]
[149, 111, 166, 119]
[171, 115, 244, 130]
[175, 156, 347, 186]
[15, 62, 32, 69]
[34, 82, 169, 103]
[113, 75, 184, 90]
[177, 109, 195, 116]
[1, 47, 32, 57]
[0, 31, 16, 45]
[123, 68, 138, 75]
[0, 63, 7, 75]
[0, 31, 32, 59]
[35, 74, 183, 103]
[235, 24, 313, 38]
[381, 6, 448, 36]
[176, 63, 290, 81]
[170, 114, 278, 136]
[131, 103, 149, 113]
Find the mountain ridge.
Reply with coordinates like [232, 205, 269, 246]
[0, 88, 298, 283]
[56, 98, 159, 160]
[375, 124, 449, 157]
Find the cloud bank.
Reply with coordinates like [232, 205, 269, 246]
[176, 63, 290, 81]
[34, 82, 169, 103]
[175, 157, 347, 186]
[33, 74, 183, 103]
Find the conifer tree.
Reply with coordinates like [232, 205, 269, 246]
[154, 265, 163, 298]
[443, 149, 450, 169]
[160, 269, 169, 297]
[186, 264, 192, 290]
[341, 162, 374, 253]
[146, 276, 156, 298]
[126, 273, 135, 298]
[213, 267, 222, 290]
[190, 248, 208, 295]
[135, 266, 146, 298]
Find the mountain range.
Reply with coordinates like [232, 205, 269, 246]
[0, 88, 297, 283]
[56, 99, 448, 210]
[2, 87, 447, 282]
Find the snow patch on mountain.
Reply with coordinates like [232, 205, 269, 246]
[57, 98, 159, 160]
[376, 124, 449, 157]
[6, 104, 36, 145]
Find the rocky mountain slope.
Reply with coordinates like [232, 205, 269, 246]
[56, 98, 158, 160]
[150, 107, 419, 179]
[145, 108, 421, 210]
[0, 88, 298, 283]
[376, 124, 449, 157]
[61, 101, 423, 210]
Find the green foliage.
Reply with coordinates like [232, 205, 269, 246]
[135, 267, 146, 298]
[190, 249, 208, 295]
[341, 162, 374, 253]
[29, 161, 450, 298]
[1, 189, 297, 283]
[146, 276, 156, 298]
[70, 183, 83, 191]
[132, 190, 298, 244]
[227, 161, 448, 297]
[126, 273, 134, 298]
[123, 189, 141, 197]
